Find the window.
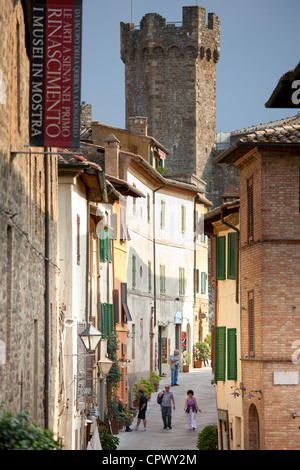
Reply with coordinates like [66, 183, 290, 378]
[215, 326, 226, 381]
[227, 232, 237, 279]
[100, 303, 113, 339]
[132, 255, 136, 289]
[248, 291, 254, 357]
[160, 264, 165, 294]
[216, 236, 226, 280]
[196, 269, 200, 294]
[179, 267, 185, 296]
[132, 183, 137, 215]
[147, 194, 151, 223]
[201, 272, 206, 294]
[99, 228, 112, 263]
[181, 205, 186, 233]
[247, 177, 254, 242]
[160, 200, 166, 229]
[227, 328, 237, 380]
[120, 206, 130, 242]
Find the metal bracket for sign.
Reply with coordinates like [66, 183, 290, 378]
[10, 147, 83, 160]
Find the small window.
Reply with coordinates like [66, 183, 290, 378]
[147, 194, 151, 223]
[132, 255, 136, 289]
[181, 205, 186, 234]
[179, 267, 185, 296]
[160, 201, 166, 229]
[160, 264, 165, 294]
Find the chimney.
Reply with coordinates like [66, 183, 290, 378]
[104, 134, 120, 178]
[129, 116, 148, 136]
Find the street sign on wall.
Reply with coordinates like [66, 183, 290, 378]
[29, 0, 82, 148]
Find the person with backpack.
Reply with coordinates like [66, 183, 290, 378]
[157, 384, 175, 429]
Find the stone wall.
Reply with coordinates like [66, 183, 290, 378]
[121, 6, 220, 182]
[0, 1, 59, 432]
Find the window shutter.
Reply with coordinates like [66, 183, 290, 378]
[113, 289, 119, 324]
[248, 291, 254, 357]
[160, 264, 165, 294]
[148, 261, 152, 293]
[196, 269, 200, 294]
[181, 205, 186, 233]
[227, 328, 237, 380]
[179, 267, 185, 296]
[201, 272, 206, 294]
[111, 213, 118, 240]
[227, 232, 237, 279]
[247, 177, 253, 242]
[210, 236, 216, 283]
[132, 255, 136, 289]
[216, 236, 226, 280]
[99, 229, 108, 262]
[108, 303, 114, 337]
[215, 326, 226, 381]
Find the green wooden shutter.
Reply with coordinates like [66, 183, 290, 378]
[227, 232, 237, 279]
[216, 236, 226, 280]
[201, 272, 206, 294]
[227, 328, 237, 380]
[215, 326, 226, 381]
[108, 303, 114, 337]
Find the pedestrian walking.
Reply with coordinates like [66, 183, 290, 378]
[170, 349, 179, 386]
[157, 384, 175, 429]
[135, 389, 147, 431]
[184, 389, 201, 431]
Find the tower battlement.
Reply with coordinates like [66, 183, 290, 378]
[121, 6, 220, 64]
[120, 6, 221, 182]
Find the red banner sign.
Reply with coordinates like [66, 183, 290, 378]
[30, 0, 82, 147]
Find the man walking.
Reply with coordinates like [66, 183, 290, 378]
[157, 384, 175, 429]
[170, 349, 179, 386]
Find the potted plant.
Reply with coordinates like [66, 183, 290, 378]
[106, 399, 124, 435]
[182, 351, 191, 372]
[196, 425, 218, 450]
[193, 341, 210, 368]
[149, 372, 161, 391]
[98, 424, 120, 450]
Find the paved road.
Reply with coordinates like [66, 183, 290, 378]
[117, 367, 217, 451]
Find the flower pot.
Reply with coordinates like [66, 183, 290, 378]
[194, 360, 203, 368]
[133, 400, 139, 408]
[183, 364, 190, 372]
[111, 420, 119, 434]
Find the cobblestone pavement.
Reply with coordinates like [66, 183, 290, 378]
[117, 367, 217, 451]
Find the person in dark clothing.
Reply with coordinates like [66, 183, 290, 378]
[135, 389, 147, 431]
[116, 397, 133, 432]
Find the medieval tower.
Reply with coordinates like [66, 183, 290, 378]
[121, 6, 221, 194]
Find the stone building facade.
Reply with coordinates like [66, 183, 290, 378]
[0, 0, 59, 432]
[121, 6, 221, 189]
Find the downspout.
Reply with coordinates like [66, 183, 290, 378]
[221, 207, 240, 304]
[44, 149, 50, 429]
[153, 182, 166, 328]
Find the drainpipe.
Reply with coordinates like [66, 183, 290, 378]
[44, 149, 50, 429]
[221, 207, 240, 304]
[153, 182, 166, 328]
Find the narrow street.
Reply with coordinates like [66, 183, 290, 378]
[117, 367, 217, 451]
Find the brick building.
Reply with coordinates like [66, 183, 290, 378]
[215, 123, 300, 450]
[0, 0, 59, 431]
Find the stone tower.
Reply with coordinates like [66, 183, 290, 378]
[121, 6, 220, 185]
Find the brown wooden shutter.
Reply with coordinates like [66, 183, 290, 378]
[247, 177, 253, 242]
[248, 291, 254, 357]
[210, 236, 216, 284]
[113, 289, 119, 324]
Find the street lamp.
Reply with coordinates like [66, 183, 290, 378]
[79, 324, 103, 352]
[98, 356, 114, 376]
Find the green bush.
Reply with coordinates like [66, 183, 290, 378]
[98, 425, 119, 450]
[196, 425, 218, 450]
[0, 406, 62, 450]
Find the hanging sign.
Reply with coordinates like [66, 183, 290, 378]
[30, 0, 82, 147]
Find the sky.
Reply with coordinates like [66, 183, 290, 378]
[81, 0, 300, 134]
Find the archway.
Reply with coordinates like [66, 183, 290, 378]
[248, 404, 260, 450]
